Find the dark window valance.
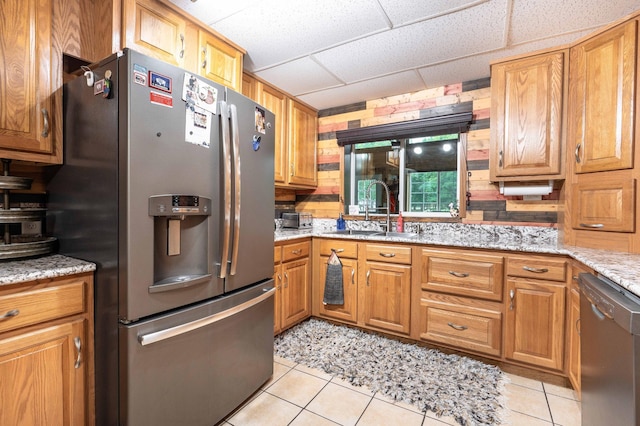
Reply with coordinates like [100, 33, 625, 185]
[336, 103, 473, 146]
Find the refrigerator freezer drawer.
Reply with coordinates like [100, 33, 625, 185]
[119, 281, 274, 426]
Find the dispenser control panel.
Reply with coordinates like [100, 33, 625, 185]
[149, 195, 211, 216]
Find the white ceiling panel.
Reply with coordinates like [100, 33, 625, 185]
[312, 0, 508, 84]
[254, 58, 343, 96]
[510, 0, 640, 44]
[170, 0, 640, 110]
[377, 0, 490, 26]
[417, 29, 594, 88]
[166, 0, 258, 24]
[297, 71, 426, 111]
[209, 0, 390, 70]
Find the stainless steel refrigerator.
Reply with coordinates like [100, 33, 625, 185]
[47, 49, 275, 426]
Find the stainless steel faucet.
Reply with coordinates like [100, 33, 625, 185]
[364, 180, 391, 232]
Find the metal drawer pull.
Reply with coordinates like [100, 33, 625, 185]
[179, 34, 185, 58]
[447, 322, 468, 331]
[576, 318, 581, 336]
[41, 108, 50, 137]
[366, 270, 371, 286]
[284, 272, 289, 288]
[575, 143, 581, 163]
[448, 271, 469, 278]
[1, 309, 19, 320]
[74, 337, 82, 369]
[291, 249, 302, 255]
[523, 266, 548, 273]
[139, 288, 275, 346]
[351, 268, 355, 285]
[509, 289, 515, 310]
[580, 223, 604, 228]
[330, 248, 344, 253]
[379, 252, 395, 258]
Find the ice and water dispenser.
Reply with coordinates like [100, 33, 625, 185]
[148, 195, 212, 293]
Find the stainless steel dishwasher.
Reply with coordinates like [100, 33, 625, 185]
[579, 273, 640, 426]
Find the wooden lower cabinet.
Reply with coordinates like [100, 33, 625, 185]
[504, 278, 566, 370]
[275, 239, 311, 333]
[0, 272, 94, 426]
[362, 244, 412, 335]
[315, 239, 358, 323]
[567, 262, 592, 397]
[419, 292, 502, 357]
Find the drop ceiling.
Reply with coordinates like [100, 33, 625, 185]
[168, 0, 640, 111]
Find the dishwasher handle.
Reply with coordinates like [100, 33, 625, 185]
[139, 287, 275, 346]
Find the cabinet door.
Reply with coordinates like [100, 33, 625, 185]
[0, 319, 87, 425]
[123, 0, 189, 68]
[569, 20, 636, 173]
[198, 30, 243, 91]
[282, 257, 311, 329]
[273, 263, 283, 334]
[567, 287, 581, 396]
[0, 0, 60, 163]
[260, 84, 289, 185]
[287, 100, 317, 188]
[242, 73, 258, 100]
[317, 257, 358, 323]
[490, 51, 565, 180]
[363, 261, 411, 335]
[505, 279, 565, 370]
[571, 174, 635, 232]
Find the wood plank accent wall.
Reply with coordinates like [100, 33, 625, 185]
[286, 78, 560, 227]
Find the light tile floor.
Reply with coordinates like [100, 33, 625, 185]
[219, 356, 581, 426]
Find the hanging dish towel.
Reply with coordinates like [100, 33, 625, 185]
[323, 249, 344, 305]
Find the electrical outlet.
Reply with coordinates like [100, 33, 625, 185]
[22, 221, 42, 235]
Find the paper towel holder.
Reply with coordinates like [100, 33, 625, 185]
[499, 180, 554, 200]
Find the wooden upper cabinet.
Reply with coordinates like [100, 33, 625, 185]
[490, 50, 566, 181]
[259, 84, 288, 185]
[0, 0, 61, 163]
[198, 31, 243, 92]
[569, 20, 637, 173]
[287, 99, 318, 188]
[123, 0, 190, 68]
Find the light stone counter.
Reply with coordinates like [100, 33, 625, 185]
[0, 254, 96, 286]
[275, 220, 640, 298]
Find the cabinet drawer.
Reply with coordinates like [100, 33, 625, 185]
[507, 256, 566, 282]
[571, 176, 635, 232]
[274, 246, 282, 264]
[419, 292, 502, 357]
[282, 240, 311, 262]
[421, 249, 503, 301]
[365, 244, 411, 265]
[318, 239, 358, 258]
[0, 278, 86, 333]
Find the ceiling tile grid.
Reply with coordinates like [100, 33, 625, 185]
[169, 0, 640, 110]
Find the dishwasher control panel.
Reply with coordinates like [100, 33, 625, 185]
[582, 283, 616, 319]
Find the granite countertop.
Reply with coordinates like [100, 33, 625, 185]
[0, 254, 96, 286]
[275, 227, 640, 298]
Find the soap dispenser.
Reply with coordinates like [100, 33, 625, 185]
[396, 211, 404, 232]
[337, 212, 346, 230]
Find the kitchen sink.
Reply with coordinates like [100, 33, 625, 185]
[326, 229, 381, 235]
[325, 230, 419, 238]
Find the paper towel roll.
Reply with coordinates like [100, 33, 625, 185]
[499, 181, 553, 196]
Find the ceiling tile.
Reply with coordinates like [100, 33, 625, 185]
[254, 58, 343, 96]
[510, 0, 640, 44]
[298, 71, 426, 111]
[377, 0, 489, 26]
[166, 0, 258, 24]
[210, 0, 390, 70]
[313, 0, 509, 83]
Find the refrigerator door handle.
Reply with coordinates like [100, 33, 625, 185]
[138, 287, 275, 346]
[229, 103, 241, 276]
[219, 100, 232, 279]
